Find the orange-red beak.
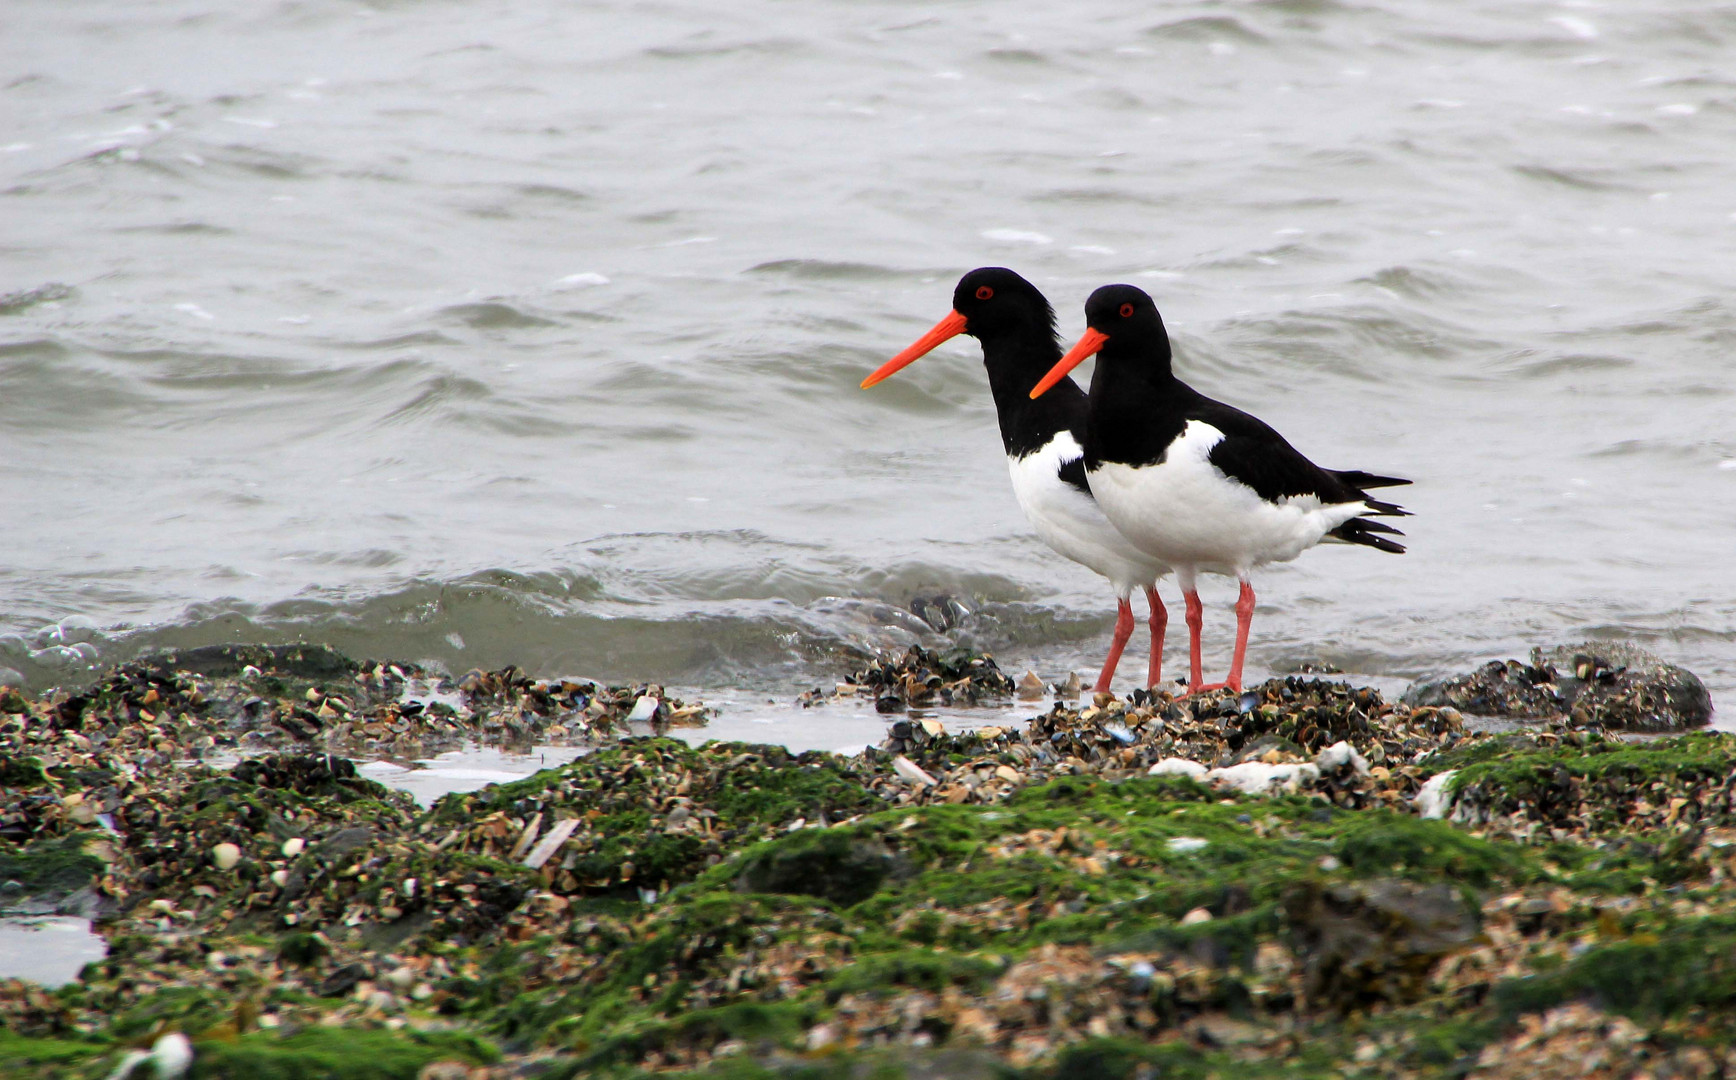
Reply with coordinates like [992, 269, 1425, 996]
[860, 310, 969, 389]
[1030, 327, 1108, 398]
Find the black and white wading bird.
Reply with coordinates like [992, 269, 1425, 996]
[861, 268, 1171, 693]
[1030, 283, 1410, 695]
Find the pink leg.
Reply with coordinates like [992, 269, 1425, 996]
[1184, 589, 1206, 693]
[1144, 585, 1167, 690]
[1093, 597, 1136, 694]
[1225, 580, 1256, 693]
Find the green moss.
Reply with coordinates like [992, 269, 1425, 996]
[734, 828, 903, 906]
[598, 1046, 1014, 1080]
[189, 1027, 496, 1080]
[0, 834, 104, 908]
[424, 740, 883, 897]
[0, 1029, 106, 1073]
[1450, 733, 1736, 797]
[1493, 915, 1736, 1020]
[109, 986, 232, 1042]
[822, 950, 1004, 999]
[1331, 813, 1528, 888]
[1414, 734, 1559, 778]
[0, 755, 51, 788]
[556, 1001, 822, 1074]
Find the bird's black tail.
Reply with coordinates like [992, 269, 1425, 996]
[1334, 469, 1411, 491]
[1359, 496, 1410, 518]
[1330, 516, 1406, 554]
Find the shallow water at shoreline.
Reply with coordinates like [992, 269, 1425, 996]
[2, 1, 1730, 718]
[0, 916, 107, 987]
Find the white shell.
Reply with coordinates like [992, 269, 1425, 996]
[1416, 770, 1458, 820]
[211, 843, 241, 871]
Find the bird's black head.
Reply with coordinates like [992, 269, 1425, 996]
[862, 266, 1060, 393]
[1028, 283, 1171, 400]
[1082, 283, 1166, 342]
[951, 267, 1056, 342]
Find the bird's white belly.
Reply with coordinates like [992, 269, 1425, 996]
[1087, 421, 1365, 574]
[1007, 433, 1167, 595]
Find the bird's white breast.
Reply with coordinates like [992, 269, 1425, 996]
[1087, 420, 1366, 575]
[1006, 431, 1166, 595]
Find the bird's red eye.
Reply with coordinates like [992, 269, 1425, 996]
[976, 286, 994, 300]
[1119, 303, 1134, 318]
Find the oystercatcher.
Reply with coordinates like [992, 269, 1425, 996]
[1030, 283, 1409, 694]
[862, 268, 1171, 693]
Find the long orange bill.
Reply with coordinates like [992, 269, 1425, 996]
[1030, 327, 1108, 398]
[860, 310, 969, 389]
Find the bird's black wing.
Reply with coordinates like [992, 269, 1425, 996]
[1191, 397, 1372, 506]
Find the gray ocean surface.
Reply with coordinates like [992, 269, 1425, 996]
[2, 0, 1732, 717]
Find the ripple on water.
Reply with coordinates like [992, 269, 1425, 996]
[1143, 15, 1270, 44]
[746, 259, 910, 282]
[1507, 353, 1635, 379]
[437, 301, 562, 330]
[1511, 164, 1641, 192]
[1355, 265, 1477, 301]
[0, 283, 75, 315]
[1216, 305, 1494, 371]
[643, 37, 808, 61]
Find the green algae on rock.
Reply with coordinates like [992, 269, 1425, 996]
[6, 648, 1736, 1079]
[0, 643, 714, 763]
[424, 740, 884, 898]
[1430, 732, 1736, 838]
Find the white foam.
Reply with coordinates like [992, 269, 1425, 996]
[1549, 15, 1598, 40]
[554, 272, 610, 288]
[981, 228, 1053, 245]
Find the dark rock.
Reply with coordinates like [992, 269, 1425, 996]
[734, 828, 904, 906]
[1404, 641, 1712, 730]
[230, 753, 389, 803]
[1284, 877, 1480, 1010]
[312, 826, 380, 861]
[316, 961, 371, 997]
[278, 931, 331, 966]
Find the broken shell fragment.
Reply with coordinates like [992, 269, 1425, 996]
[211, 843, 241, 871]
[893, 755, 937, 787]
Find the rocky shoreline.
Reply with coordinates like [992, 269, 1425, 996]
[0, 643, 1729, 1079]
